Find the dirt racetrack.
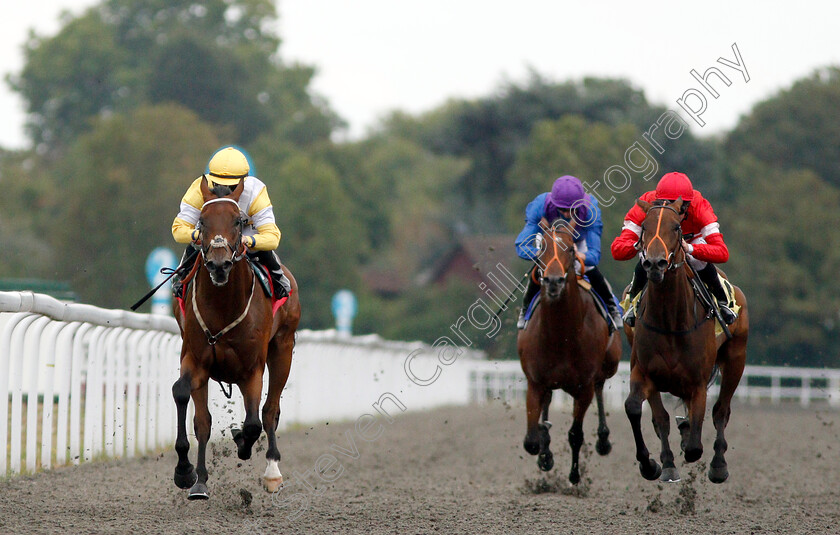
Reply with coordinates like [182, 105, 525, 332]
[1, 400, 838, 534]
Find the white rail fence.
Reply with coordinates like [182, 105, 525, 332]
[2, 291, 839, 478]
[468, 361, 840, 409]
[0, 291, 483, 477]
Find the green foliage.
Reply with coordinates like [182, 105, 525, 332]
[720, 157, 840, 367]
[5, 2, 839, 367]
[50, 104, 221, 308]
[10, 0, 337, 153]
[0, 151, 57, 278]
[252, 148, 366, 329]
[726, 67, 840, 189]
[380, 73, 719, 232]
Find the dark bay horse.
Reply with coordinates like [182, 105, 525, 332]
[517, 218, 622, 484]
[171, 177, 301, 499]
[624, 197, 748, 484]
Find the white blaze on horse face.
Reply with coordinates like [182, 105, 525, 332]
[210, 235, 228, 249]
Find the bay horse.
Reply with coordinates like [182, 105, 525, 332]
[517, 217, 622, 484]
[171, 177, 301, 499]
[624, 197, 748, 484]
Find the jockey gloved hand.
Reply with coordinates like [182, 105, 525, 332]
[574, 258, 583, 276]
[681, 239, 694, 254]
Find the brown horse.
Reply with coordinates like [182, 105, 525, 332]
[171, 177, 301, 500]
[517, 218, 622, 483]
[624, 197, 748, 484]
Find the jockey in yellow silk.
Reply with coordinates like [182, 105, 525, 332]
[171, 146, 290, 299]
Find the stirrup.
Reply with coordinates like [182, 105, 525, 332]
[622, 307, 636, 327]
[516, 309, 526, 330]
[607, 306, 621, 333]
[718, 302, 737, 325]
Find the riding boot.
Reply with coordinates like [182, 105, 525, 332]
[255, 250, 290, 300]
[172, 244, 200, 299]
[697, 262, 737, 324]
[585, 266, 621, 332]
[517, 265, 541, 329]
[623, 260, 648, 327]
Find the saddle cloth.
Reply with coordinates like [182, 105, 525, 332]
[620, 272, 739, 336]
[522, 276, 619, 329]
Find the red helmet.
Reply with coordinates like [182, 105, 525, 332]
[655, 172, 694, 202]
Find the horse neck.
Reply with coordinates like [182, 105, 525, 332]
[538, 274, 585, 344]
[641, 268, 696, 330]
[195, 260, 253, 314]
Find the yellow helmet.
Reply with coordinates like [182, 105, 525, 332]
[207, 147, 250, 185]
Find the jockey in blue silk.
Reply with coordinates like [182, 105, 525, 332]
[514, 175, 622, 330]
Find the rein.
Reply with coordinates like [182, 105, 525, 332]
[637, 265, 713, 336]
[192, 196, 253, 398]
[191, 273, 257, 346]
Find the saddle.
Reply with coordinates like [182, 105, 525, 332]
[620, 272, 739, 336]
[521, 276, 619, 331]
[173, 256, 288, 319]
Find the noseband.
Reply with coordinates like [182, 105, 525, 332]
[639, 204, 685, 271]
[538, 227, 584, 282]
[198, 198, 247, 265]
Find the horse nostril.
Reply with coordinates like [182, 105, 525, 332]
[641, 259, 652, 270]
[656, 259, 669, 270]
[222, 260, 233, 271]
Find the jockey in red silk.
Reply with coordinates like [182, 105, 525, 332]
[611, 171, 737, 325]
[514, 175, 622, 331]
[171, 146, 290, 299]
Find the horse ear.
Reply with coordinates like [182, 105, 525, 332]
[230, 178, 245, 201]
[636, 198, 652, 212]
[671, 196, 684, 213]
[200, 175, 213, 201]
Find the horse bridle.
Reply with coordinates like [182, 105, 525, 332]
[198, 198, 248, 266]
[538, 226, 585, 281]
[637, 204, 685, 271]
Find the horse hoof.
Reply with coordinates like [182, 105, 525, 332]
[659, 466, 681, 483]
[523, 436, 540, 456]
[174, 466, 197, 489]
[264, 475, 284, 493]
[537, 451, 554, 472]
[640, 459, 662, 481]
[263, 460, 283, 493]
[685, 447, 703, 463]
[709, 463, 729, 484]
[188, 482, 210, 500]
[596, 438, 612, 456]
[569, 469, 580, 485]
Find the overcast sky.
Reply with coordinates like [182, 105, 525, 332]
[2, 1, 839, 149]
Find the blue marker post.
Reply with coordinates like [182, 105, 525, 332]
[331, 289, 358, 337]
[145, 247, 178, 315]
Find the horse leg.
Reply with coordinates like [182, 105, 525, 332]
[683, 389, 708, 463]
[233, 369, 265, 460]
[523, 382, 552, 471]
[625, 368, 661, 480]
[594, 381, 612, 456]
[172, 370, 196, 489]
[188, 382, 212, 500]
[709, 337, 746, 483]
[648, 392, 679, 482]
[261, 333, 294, 492]
[568, 387, 594, 485]
[537, 391, 553, 472]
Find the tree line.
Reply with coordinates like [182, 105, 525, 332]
[0, 0, 837, 368]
